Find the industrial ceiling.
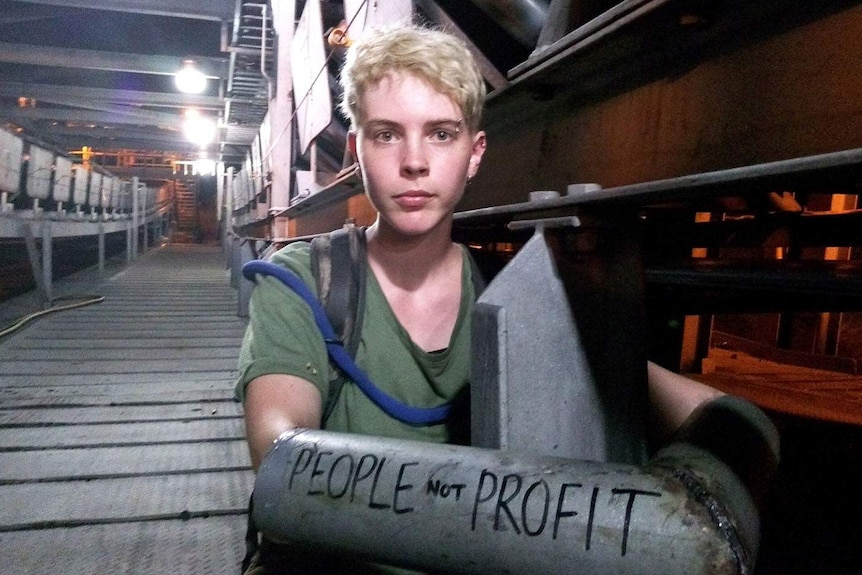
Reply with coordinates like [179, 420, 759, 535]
[3, 0, 842, 186]
[0, 0, 537, 182]
[0, 0, 273, 175]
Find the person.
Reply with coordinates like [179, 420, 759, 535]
[236, 23, 734, 575]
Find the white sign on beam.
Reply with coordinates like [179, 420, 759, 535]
[291, 0, 332, 155]
[26, 145, 53, 200]
[88, 172, 102, 208]
[344, 0, 413, 37]
[0, 129, 23, 195]
[53, 156, 73, 203]
[72, 165, 89, 206]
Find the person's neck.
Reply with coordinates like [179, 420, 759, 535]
[365, 220, 458, 286]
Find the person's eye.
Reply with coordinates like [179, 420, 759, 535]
[373, 130, 396, 143]
[431, 129, 454, 143]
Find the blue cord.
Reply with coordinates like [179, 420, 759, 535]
[243, 260, 451, 425]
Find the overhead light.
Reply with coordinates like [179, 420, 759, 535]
[183, 109, 217, 146]
[175, 59, 207, 94]
[193, 158, 216, 176]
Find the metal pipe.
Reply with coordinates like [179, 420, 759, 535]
[253, 424, 763, 575]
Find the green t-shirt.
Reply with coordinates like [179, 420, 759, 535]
[235, 241, 475, 444]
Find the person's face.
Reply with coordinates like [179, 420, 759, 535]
[350, 72, 486, 239]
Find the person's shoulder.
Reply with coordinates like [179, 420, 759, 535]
[269, 241, 312, 273]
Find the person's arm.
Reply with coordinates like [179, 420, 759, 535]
[243, 373, 323, 470]
[647, 360, 725, 444]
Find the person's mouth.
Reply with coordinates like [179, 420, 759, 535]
[393, 190, 433, 209]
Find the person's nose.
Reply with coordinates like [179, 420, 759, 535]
[400, 136, 429, 178]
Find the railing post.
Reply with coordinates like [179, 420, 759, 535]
[98, 222, 106, 278]
[141, 183, 149, 253]
[132, 176, 140, 259]
[41, 221, 53, 304]
[126, 219, 132, 264]
[21, 222, 48, 307]
[237, 239, 254, 317]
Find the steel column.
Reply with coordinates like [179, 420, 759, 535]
[472, 200, 648, 464]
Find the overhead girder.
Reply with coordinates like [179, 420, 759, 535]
[0, 83, 226, 110]
[10, 0, 235, 21]
[0, 42, 229, 79]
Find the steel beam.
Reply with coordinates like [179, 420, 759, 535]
[11, 0, 235, 21]
[0, 42, 229, 78]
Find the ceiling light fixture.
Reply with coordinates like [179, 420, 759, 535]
[183, 109, 217, 146]
[193, 157, 217, 176]
[175, 59, 208, 94]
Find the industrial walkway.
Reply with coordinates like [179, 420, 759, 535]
[0, 244, 253, 574]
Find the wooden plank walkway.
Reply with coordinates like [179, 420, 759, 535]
[694, 347, 862, 426]
[0, 244, 253, 575]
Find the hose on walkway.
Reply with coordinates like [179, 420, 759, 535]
[0, 295, 105, 339]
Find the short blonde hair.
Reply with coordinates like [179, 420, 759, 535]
[339, 25, 486, 133]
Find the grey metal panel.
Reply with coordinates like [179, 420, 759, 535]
[0, 358, 241, 375]
[3, 372, 241, 386]
[0, 244, 252, 575]
[471, 220, 648, 465]
[0, 389, 234, 407]
[0, 517, 246, 575]
[4, 337, 243, 349]
[17, 327, 247, 339]
[0, 379, 235, 393]
[0, 470, 253, 527]
[0, 441, 250, 481]
[1, 347, 244, 361]
[0, 404, 242, 425]
[26, 315, 245, 326]
[0, 419, 245, 450]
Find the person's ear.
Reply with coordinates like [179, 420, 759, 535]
[467, 131, 487, 180]
[347, 131, 358, 159]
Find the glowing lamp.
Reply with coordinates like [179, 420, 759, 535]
[183, 109, 217, 146]
[193, 158, 216, 176]
[175, 60, 207, 94]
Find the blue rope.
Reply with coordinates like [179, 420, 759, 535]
[243, 260, 451, 426]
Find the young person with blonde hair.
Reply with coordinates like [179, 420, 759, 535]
[237, 23, 740, 575]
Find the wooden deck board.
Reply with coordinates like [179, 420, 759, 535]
[693, 348, 862, 425]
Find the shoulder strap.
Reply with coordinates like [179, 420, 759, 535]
[310, 224, 366, 424]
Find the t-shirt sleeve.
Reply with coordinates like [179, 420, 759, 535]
[234, 243, 331, 403]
